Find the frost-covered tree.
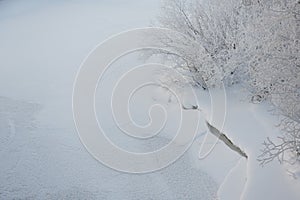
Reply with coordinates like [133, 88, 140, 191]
[241, 0, 300, 165]
[153, 0, 300, 165]
[152, 0, 245, 89]
[240, 0, 300, 103]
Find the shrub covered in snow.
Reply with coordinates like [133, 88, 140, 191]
[153, 0, 300, 165]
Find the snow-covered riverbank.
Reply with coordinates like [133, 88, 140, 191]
[0, 0, 299, 199]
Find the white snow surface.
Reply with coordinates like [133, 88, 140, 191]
[0, 0, 299, 199]
[193, 88, 300, 200]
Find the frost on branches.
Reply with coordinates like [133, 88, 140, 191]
[150, 0, 245, 89]
[243, 0, 300, 166]
[152, 0, 300, 166]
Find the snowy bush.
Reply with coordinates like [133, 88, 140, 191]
[258, 118, 300, 165]
[151, 0, 246, 89]
[241, 0, 300, 165]
[154, 0, 300, 165]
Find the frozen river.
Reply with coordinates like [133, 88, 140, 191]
[0, 1, 221, 199]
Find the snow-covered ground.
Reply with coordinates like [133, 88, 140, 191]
[191, 88, 300, 200]
[0, 0, 299, 199]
